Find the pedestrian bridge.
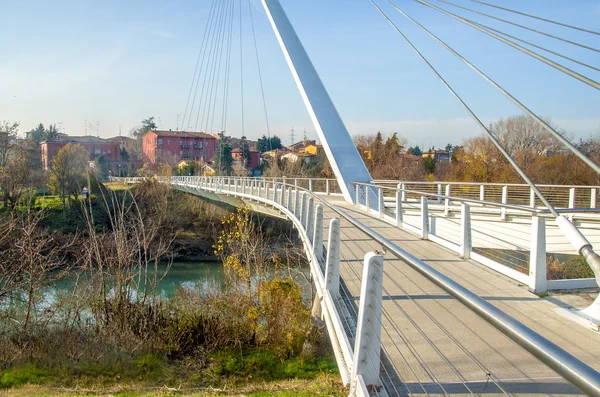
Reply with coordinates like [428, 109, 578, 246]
[115, 176, 600, 397]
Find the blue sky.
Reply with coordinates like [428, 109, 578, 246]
[1, 0, 598, 148]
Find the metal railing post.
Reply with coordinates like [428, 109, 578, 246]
[300, 192, 307, 226]
[421, 196, 429, 239]
[350, 252, 384, 395]
[306, 197, 315, 237]
[326, 179, 331, 195]
[325, 219, 340, 296]
[294, 189, 300, 217]
[460, 203, 472, 259]
[479, 185, 485, 201]
[529, 216, 547, 294]
[437, 183, 442, 203]
[378, 187, 384, 219]
[530, 188, 536, 208]
[242, 179, 246, 195]
[355, 184, 360, 207]
[444, 184, 451, 217]
[501, 186, 508, 221]
[313, 205, 324, 263]
[280, 184, 286, 206]
[569, 188, 576, 209]
[273, 183, 279, 204]
[401, 183, 406, 202]
[365, 185, 370, 213]
[396, 184, 403, 227]
[309, 179, 313, 192]
[287, 187, 293, 211]
[592, 188, 598, 208]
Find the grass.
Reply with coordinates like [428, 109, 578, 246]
[0, 349, 342, 396]
[0, 375, 345, 396]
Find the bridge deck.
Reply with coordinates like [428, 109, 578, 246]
[319, 195, 600, 396]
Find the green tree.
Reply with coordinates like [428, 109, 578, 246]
[25, 123, 61, 144]
[257, 135, 283, 152]
[407, 145, 422, 156]
[50, 143, 88, 217]
[213, 133, 233, 175]
[95, 155, 109, 180]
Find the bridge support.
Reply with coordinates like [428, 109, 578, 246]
[313, 205, 324, 264]
[529, 216, 547, 294]
[325, 219, 341, 296]
[396, 184, 403, 227]
[351, 252, 384, 395]
[421, 196, 429, 239]
[260, 0, 374, 204]
[460, 203, 472, 259]
[306, 197, 315, 242]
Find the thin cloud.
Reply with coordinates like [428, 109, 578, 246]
[150, 29, 176, 39]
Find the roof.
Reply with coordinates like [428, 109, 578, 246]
[149, 130, 216, 139]
[107, 136, 135, 142]
[231, 148, 243, 153]
[43, 135, 114, 144]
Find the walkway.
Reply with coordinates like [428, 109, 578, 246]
[320, 195, 600, 396]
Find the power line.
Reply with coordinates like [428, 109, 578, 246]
[239, 0, 245, 139]
[469, 0, 600, 36]
[369, 0, 560, 217]
[410, 0, 600, 91]
[435, 0, 600, 54]
[383, 0, 600, 175]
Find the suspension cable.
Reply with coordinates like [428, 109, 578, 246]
[435, 0, 600, 53]
[239, 0, 246, 140]
[182, 0, 218, 131]
[182, 0, 217, 130]
[369, 0, 560, 217]
[469, 20, 600, 73]
[384, 0, 600, 175]
[410, 0, 600, 91]
[247, 0, 273, 151]
[469, 0, 600, 36]
[190, 0, 228, 130]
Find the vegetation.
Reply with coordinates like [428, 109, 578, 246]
[257, 135, 283, 152]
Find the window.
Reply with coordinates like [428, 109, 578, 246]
[108, 149, 111, 154]
[180, 140, 183, 145]
[167, 140, 171, 145]
[95, 149, 101, 155]
[180, 150, 183, 155]
[167, 150, 171, 154]
[158, 138, 163, 145]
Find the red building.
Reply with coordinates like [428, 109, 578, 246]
[231, 148, 260, 170]
[142, 130, 217, 165]
[41, 136, 121, 170]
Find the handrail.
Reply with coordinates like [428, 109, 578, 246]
[354, 181, 543, 213]
[374, 179, 600, 189]
[181, 176, 600, 396]
[354, 181, 600, 215]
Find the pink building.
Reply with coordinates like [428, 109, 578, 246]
[41, 136, 121, 170]
[142, 130, 217, 165]
[231, 148, 260, 170]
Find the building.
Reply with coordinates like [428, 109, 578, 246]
[41, 136, 121, 170]
[281, 152, 316, 164]
[288, 140, 316, 153]
[142, 130, 217, 165]
[304, 144, 325, 162]
[231, 148, 261, 171]
[422, 149, 451, 162]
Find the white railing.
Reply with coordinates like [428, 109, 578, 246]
[375, 180, 600, 209]
[352, 181, 600, 294]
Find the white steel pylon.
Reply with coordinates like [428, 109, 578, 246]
[261, 0, 373, 204]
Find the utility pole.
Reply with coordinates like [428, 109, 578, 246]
[290, 126, 295, 146]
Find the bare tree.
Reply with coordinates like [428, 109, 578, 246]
[0, 140, 44, 209]
[50, 143, 88, 217]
